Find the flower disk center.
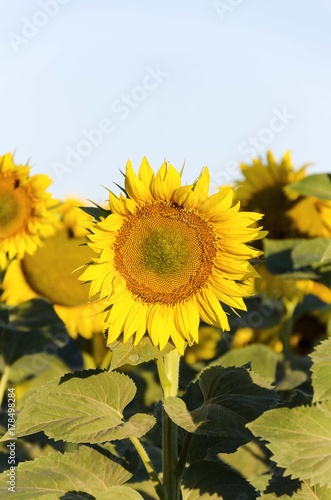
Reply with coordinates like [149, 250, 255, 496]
[141, 229, 190, 275]
[114, 203, 217, 305]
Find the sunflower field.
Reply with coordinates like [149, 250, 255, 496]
[1, 151, 331, 499]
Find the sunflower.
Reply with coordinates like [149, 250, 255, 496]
[79, 158, 266, 354]
[291, 312, 328, 355]
[184, 325, 222, 364]
[0, 153, 58, 269]
[255, 263, 331, 305]
[231, 325, 283, 352]
[236, 150, 331, 239]
[231, 311, 328, 355]
[1, 199, 105, 339]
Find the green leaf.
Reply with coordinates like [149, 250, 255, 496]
[79, 203, 111, 221]
[275, 369, 307, 392]
[127, 481, 159, 499]
[163, 397, 202, 433]
[264, 239, 298, 274]
[321, 242, 331, 265]
[219, 441, 270, 490]
[261, 481, 331, 499]
[263, 237, 331, 276]
[9, 353, 71, 412]
[213, 345, 281, 384]
[291, 238, 331, 270]
[248, 402, 331, 488]
[96, 486, 144, 499]
[0, 299, 78, 367]
[167, 403, 253, 457]
[287, 173, 331, 200]
[311, 338, 331, 403]
[263, 468, 303, 498]
[198, 366, 277, 421]
[0, 445, 134, 499]
[192, 405, 254, 443]
[313, 484, 331, 500]
[109, 337, 173, 369]
[1, 371, 155, 443]
[228, 296, 285, 330]
[180, 366, 278, 452]
[181, 460, 258, 499]
[8, 353, 68, 385]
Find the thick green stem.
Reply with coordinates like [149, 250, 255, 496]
[0, 365, 11, 408]
[157, 348, 181, 500]
[163, 412, 180, 499]
[129, 435, 166, 499]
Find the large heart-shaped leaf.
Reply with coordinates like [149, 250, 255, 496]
[310, 338, 331, 403]
[1, 371, 155, 443]
[0, 445, 135, 499]
[248, 402, 331, 488]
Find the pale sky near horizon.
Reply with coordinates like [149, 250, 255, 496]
[1, 0, 331, 204]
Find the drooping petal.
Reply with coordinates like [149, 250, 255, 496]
[147, 304, 173, 349]
[197, 288, 230, 331]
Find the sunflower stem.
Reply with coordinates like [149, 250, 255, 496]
[129, 435, 166, 499]
[177, 431, 192, 479]
[158, 348, 181, 500]
[0, 365, 11, 408]
[280, 298, 298, 352]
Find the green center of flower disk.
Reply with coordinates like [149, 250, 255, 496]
[114, 203, 217, 304]
[21, 229, 96, 307]
[0, 178, 31, 239]
[141, 229, 190, 275]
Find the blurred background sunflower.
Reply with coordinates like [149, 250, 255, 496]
[236, 150, 331, 239]
[230, 150, 331, 354]
[1, 199, 106, 341]
[0, 153, 58, 269]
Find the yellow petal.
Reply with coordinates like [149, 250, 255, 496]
[151, 162, 181, 201]
[125, 160, 153, 202]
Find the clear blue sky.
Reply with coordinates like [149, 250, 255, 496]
[1, 0, 331, 203]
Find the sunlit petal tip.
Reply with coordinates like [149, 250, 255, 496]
[281, 150, 292, 166]
[151, 162, 181, 200]
[194, 166, 210, 197]
[108, 191, 126, 215]
[124, 160, 153, 202]
[170, 331, 187, 356]
[138, 156, 154, 184]
[266, 150, 276, 165]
